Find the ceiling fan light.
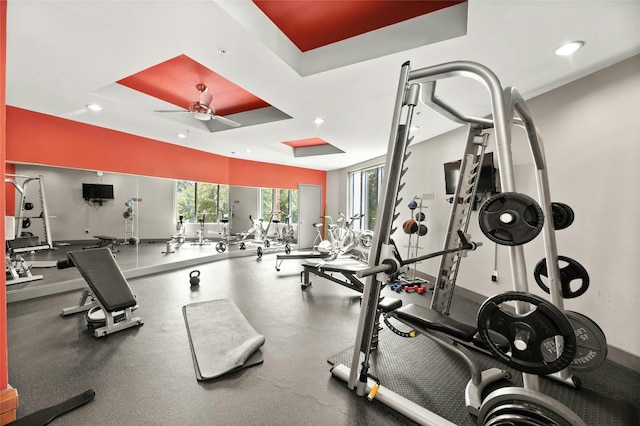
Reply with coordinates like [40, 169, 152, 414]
[193, 112, 212, 121]
[199, 91, 213, 106]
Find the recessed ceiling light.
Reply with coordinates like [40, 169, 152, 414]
[410, 125, 420, 132]
[246, 149, 252, 153]
[176, 130, 189, 139]
[555, 41, 584, 56]
[314, 118, 325, 125]
[86, 104, 102, 112]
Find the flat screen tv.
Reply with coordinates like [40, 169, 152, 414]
[82, 183, 114, 200]
[444, 152, 498, 195]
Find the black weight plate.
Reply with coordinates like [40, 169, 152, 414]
[477, 291, 577, 375]
[551, 202, 574, 230]
[534, 256, 589, 299]
[541, 311, 607, 372]
[479, 387, 586, 426]
[478, 192, 544, 246]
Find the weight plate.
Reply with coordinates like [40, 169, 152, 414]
[360, 230, 374, 248]
[534, 256, 589, 299]
[551, 202, 575, 230]
[542, 311, 608, 372]
[215, 242, 226, 253]
[477, 291, 577, 375]
[479, 387, 587, 426]
[478, 192, 544, 246]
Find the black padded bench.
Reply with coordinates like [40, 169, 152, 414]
[85, 235, 119, 252]
[395, 303, 509, 352]
[396, 303, 477, 342]
[61, 247, 143, 337]
[393, 302, 510, 415]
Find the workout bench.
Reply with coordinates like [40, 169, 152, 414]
[59, 247, 143, 338]
[299, 257, 368, 291]
[84, 235, 119, 253]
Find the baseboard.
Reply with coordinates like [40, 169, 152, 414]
[0, 386, 19, 425]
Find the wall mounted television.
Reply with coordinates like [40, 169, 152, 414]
[444, 152, 498, 195]
[82, 183, 114, 200]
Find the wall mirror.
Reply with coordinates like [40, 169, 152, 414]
[6, 163, 300, 302]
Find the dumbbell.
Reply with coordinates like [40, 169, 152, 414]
[403, 285, 427, 294]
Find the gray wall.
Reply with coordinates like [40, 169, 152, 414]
[13, 165, 175, 241]
[327, 55, 640, 358]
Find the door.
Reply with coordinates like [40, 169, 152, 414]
[297, 184, 322, 250]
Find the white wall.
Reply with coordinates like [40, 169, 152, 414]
[327, 55, 640, 358]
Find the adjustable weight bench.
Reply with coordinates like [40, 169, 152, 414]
[59, 247, 143, 338]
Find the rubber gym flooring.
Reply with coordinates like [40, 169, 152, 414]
[6, 246, 640, 425]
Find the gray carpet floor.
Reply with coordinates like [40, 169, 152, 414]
[6, 250, 640, 425]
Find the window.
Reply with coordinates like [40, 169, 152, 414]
[349, 165, 384, 231]
[176, 181, 229, 223]
[260, 188, 298, 224]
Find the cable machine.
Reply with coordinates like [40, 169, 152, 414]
[331, 61, 585, 425]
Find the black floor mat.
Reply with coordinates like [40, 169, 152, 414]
[328, 330, 639, 426]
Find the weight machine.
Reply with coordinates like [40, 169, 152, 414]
[331, 61, 586, 425]
[5, 174, 53, 252]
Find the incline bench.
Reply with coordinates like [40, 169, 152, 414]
[59, 247, 143, 338]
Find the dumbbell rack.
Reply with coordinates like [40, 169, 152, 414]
[399, 196, 429, 286]
[123, 198, 141, 244]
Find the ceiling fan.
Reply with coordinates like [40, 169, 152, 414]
[154, 84, 241, 128]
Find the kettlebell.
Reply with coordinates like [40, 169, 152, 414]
[189, 270, 201, 286]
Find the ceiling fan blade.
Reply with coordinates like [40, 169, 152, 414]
[154, 109, 191, 113]
[212, 114, 241, 128]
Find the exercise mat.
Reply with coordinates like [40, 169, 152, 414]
[183, 299, 265, 380]
[328, 330, 639, 426]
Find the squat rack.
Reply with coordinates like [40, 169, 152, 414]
[333, 61, 575, 424]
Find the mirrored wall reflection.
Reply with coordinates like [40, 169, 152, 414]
[6, 163, 300, 292]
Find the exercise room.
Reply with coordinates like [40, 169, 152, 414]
[1, 2, 639, 425]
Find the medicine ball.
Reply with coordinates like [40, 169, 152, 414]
[415, 212, 426, 222]
[24, 202, 34, 211]
[123, 211, 132, 219]
[125, 200, 133, 207]
[418, 224, 428, 236]
[403, 219, 418, 234]
[407, 200, 418, 210]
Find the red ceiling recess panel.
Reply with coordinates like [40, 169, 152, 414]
[282, 138, 328, 148]
[253, 0, 466, 52]
[117, 55, 269, 116]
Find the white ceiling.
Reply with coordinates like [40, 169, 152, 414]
[6, 1, 640, 172]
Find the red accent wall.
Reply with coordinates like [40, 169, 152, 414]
[6, 107, 325, 191]
[1, 0, 8, 392]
